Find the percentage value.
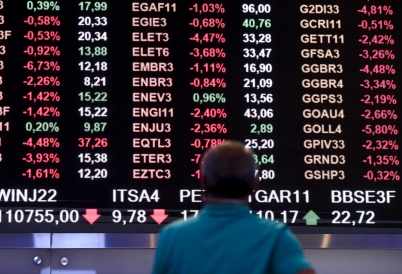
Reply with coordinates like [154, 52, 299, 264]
[23, 137, 60, 149]
[362, 125, 398, 136]
[190, 48, 226, 59]
[27, 1, 60, 12]
[25, 122, 60, 133]
[191, 123, 228, 134]
[23, 31, 61, 42]
[189, 18, 225, 29]
[358, 5, 393, 16]
[23, 168, 60, 180]
[192, 93, 226, 104]
[190, 78, 226, 89]
[24, 15, 61, 26]
[363, 155, 400, 166]
[23, 46, 60, 57]
[363, 170, 400, 182]
[190, 33, 226, 44]
[360, 64, 395, 75]
[24, 61, 61, 72]
[358, 35, 394, 46]
[361, 94, 397, 105]
[189, 3, 225, 14]
[358, 19, 394, 31]
[190, 108, 227, 119]
[23, 106, 60, 118]
[191, 63, 226, 74]
[362, 140, 399, 151]
[362, 109, 397, 120]
[359, 49, 395, 60]
[23, 153, 60, 164]
[23, 92, 60, 103]
[190, 139, 225, 150]
[360, 79, 396, 90]
[24, 76, 60, 87]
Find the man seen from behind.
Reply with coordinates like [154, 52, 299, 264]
[152, 140, 315, 274]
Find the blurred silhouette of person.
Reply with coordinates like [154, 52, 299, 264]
[152, 140, 315, 274]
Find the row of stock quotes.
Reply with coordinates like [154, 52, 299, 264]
[0, 0, 399, 232]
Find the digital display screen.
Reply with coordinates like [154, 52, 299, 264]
[0, 0, 401, 233]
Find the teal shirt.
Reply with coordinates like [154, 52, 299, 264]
[152, 204, 312, 274]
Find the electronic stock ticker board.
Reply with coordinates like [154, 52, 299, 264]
[0, 0, 400, 233]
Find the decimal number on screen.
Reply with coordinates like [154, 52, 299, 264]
[78, 153, 107, 164]
[242, 4, 271, 14]
[112, 210, 147, 225]
[243, 48, 272, 59]
[79, 92, 108, 103]
[244, 93, 273, 104]
[78, 107, 108, 118]
[243, 34, 272, 44]
[255, 169, 275, 181]
[78, 168, 108, 179]
[244, 78, 272, 89]
[78, 137, 108, 148]
[332, 211, 375, 225]
[245, 139, 274, 150]
[0, 209, 79, 224]
[78, 16, 108, 27]
[79, 61, 108, 72]
[256, 210, 298, 224]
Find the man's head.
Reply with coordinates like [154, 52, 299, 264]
[200, 140, 258, 199]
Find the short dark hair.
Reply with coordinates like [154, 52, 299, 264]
[200, 141, 257, 198]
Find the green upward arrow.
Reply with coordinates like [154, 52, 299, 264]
[303, 210, 320, 226]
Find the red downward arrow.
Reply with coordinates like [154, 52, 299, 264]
[150, 209, 168, 225]
[83, 209, 101, 225]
